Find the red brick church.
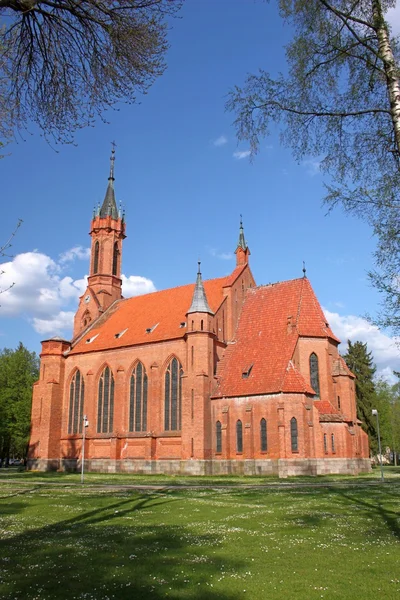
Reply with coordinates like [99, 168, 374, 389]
[28, 151, 370, 477]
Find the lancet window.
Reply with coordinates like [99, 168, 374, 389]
[68, 370, 84, 434]
[164, 358, 183, 431]
[290, 417, 298, 452]
[97, 366, 114, 433]
[260, 418, 267, 452]
[236, 420, 243, 453]
[309, 353, 320, 398]
[112, 242, 119, 276]
[129, 362, 148, 432]
[216, 421, 222, 453]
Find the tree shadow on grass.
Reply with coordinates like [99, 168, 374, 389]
[334, 485, 400, 541]
[0, 490, 244, 600]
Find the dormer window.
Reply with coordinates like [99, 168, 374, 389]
[180, 322, 186, 328]
[146, 323, 159, 334]
[115, 328, 128, 339]
[242, 364, 253, 379]
[86, 334, 99, 344]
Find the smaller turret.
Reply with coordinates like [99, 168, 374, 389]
[235, 217, 250, 266]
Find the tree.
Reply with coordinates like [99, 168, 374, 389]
[227, 0, 400, 331]
[0, 0, 182, 145]
[0, 342, 39, 463]
[342, 340, 378, 451]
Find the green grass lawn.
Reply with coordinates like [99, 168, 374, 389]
[0, 476, 399, 599]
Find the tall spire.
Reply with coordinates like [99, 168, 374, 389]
[99, 142, 118, 219]
[187, 262, 214, 315]
[237, 215, 247, 250]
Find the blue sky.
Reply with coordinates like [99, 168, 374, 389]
[1, 0, 399, 378]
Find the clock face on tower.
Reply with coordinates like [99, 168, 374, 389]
[84, 295, 91, 304]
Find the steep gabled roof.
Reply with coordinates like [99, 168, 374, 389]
[70, 276, 229, 355]
[214, 277, 339, 398]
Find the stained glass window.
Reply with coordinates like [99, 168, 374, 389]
[216, 421, 222, 453]
[309, 353, 320, 398]
[129, 362, 148, 432]
[260, 418, 267, 452]
[68, 370, 84, 434]
[97, 366, 114, 433]
[164, 358, 183, 431]
[236, 420, 243, 453]
[290, 417, 298, 452]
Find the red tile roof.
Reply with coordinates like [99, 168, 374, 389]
[70, 276, 229, 355]
[214, 277, 340, 398]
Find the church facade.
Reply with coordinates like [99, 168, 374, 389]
[28, 153, 371, 477]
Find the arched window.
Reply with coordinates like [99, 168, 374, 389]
[129, 362, 148, 432]
[112, 242, 119, 276]
[309, 353, 320, 398]
[68, 370, 84, 434]
[97, 366, 114, 433]
[164, 358, 183, 431]
[260, 418, 267, 452]
[324, 433, 328, 453]
[290, 417, 298, 452]
[331, 433, 335, 453]
[216, 421, 222, 453]
[236, 420, 243, 453]
[93, 241, 99, 274]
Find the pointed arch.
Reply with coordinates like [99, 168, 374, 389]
[68, 369, 84, 434]
[93, 241, 100, 274]
[97, 365, 114, 433]
[164, 356, 183, 431]
[112, 241, 119, 276]
[129, 361, 148, 432]
[309, 352, 320, 397]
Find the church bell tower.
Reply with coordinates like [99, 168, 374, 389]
[73, 145, 126, 339]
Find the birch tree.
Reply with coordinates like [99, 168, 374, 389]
[227, 0, 400, 331]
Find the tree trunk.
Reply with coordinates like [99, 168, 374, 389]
[373, 0, 400, 156]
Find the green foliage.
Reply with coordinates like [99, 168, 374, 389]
[343, 340, 377, 449]
[227, 0, 400, 332]
[0, 1, 182, 146]
[0, 342, 39, 461]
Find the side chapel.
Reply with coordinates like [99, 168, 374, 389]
[28, 151, 370, 477]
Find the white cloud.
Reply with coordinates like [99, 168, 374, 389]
[213, 135, 228, 147]
[233, 149, 251, 160]
[323, 308, 400, 380]
[121, 275, 156, 297]
[0, 250, 156, 338]
[33, 312, 75, 336]
[59, 246, 90, 264]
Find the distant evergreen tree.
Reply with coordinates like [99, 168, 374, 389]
[343, 341, 377, 452]
[0, 343, 39, 464]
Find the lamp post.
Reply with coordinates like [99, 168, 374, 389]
[81, 415, 89, 484]
[372, 409, 384, 482]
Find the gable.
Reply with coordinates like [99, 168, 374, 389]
[214, 277, 339, 398]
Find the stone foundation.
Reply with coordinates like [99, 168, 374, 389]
[26, 457, 371, 477]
